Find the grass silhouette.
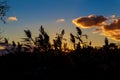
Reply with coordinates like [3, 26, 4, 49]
[0, 26, 120, 80]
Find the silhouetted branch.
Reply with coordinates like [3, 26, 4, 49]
[0, 0, 10, 23]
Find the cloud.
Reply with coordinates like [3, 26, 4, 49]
[92, 28, 102, 33]
[7, 16, 18, 21]
[102, 19, 120, 40]
[111, 15, 116, 19]
[56, 19, 65, 23]
[72, 14, 120, 41]
[72, 15, 108, 28]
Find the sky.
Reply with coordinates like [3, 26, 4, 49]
[0, 0, 120, 47]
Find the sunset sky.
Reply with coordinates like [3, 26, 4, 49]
[0, 0, 120, 47]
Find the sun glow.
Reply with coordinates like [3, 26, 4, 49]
[0, 46, 5, 50]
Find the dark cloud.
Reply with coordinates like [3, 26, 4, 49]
[103, 19, 120, 30]
[72, 15, 108, 28]
[72, 14, 120, 41]
[102, 19, 120, 40]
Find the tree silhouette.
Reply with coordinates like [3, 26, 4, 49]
[0, 0, 9, 23]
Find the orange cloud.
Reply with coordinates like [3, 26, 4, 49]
[92, 28, 102, 33]
[56, 19, 65, 23]
[72, 14, 120, 41]
[72, 15, 108, 28]
[102, 19, 120, 40]
[8, 16, 18, 21]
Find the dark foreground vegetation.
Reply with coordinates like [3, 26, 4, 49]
[1, 47, 120, 80]
[0, 26, 120, 80]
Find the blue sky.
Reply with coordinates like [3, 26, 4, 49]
[0, 0, 120, 47]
